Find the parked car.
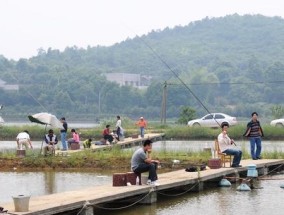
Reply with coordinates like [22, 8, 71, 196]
[0, 116, 4, 125]
[270, 118, 284, 127]
[187, 113, 238, 128]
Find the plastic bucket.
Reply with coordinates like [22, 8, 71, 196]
[12, 195, 30, 212]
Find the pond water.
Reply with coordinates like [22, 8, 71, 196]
[1, 140, 284, 152]
[100, 174, 284, 215]
[1, 140, 284, 214]
[1, 171, 284, 215]
[0, 170, 112, 204]
[2, 122, 100, 128]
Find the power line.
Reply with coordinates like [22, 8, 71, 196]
[137, 37, 218, 125]
[161, 80, 284, 86]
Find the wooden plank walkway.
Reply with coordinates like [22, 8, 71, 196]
[3, 159, 284, 215]
[54, 133, 165, 155]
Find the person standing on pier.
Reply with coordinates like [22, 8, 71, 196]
[60, 117, 68, 151]
[218, 123, 242, 167]
[136, 116, 147, 138]
[115, 115, 122, 141]
[243, 112, 264, 160]
[131, 139, 160, 186]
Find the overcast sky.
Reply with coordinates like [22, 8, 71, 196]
[1, 0, 284, 60]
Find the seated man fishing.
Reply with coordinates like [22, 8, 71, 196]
[218, 123, 242, 167]
[131, 139, 160, 186]
[44, 129, 58, 155]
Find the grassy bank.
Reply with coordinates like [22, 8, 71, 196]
[1, 120, 283, 170]
[1, 124, 284, 141]
[1, 144, 284, 171]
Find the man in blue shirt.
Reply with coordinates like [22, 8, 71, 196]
[60, 117, 68, 151]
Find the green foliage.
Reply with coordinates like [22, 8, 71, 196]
[0, 14, 284, 120]
[177, 106, 196, 124]
[271, 105, 284, 119]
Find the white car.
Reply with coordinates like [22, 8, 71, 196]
[270, 118, 284, 127]
[187, 113, 238, 128]
[0, 116, 4, 125]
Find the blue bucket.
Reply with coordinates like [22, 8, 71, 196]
[247, 164, 258, 177]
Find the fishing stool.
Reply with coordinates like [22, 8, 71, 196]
[134, 172, 142, 185]
[126, 172, 141, 185]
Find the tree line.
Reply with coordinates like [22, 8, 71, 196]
[0, 14, 283, 122]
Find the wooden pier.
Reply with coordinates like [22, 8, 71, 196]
[2, 159, 284, 215]
[55, 133, 165, 155]
[92, 132, 165, 150]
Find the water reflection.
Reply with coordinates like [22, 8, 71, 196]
[101, 175, 284, 215]
[0, 170, 112, 204]
[1, 171, 284, 214]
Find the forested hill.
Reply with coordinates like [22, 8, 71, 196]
[0, 14, 283, 121]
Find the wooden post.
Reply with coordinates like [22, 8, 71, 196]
[16, 150, 26, 158]
[139, 188, 157, 204]
[160, 81, 167, 124]
[80, 206, 94, 215]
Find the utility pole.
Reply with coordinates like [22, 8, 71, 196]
[160, 81, 167, 124]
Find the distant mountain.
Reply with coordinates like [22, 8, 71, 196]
[0, 14, 283, 120]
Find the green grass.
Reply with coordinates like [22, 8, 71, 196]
[1, 123, 284, 141]
[1, 145, 283, 170]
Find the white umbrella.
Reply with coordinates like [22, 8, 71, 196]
[28, 112, 63, 155]
[28, 112, 63, 128]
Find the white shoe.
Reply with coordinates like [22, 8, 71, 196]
[146, 180, 151, 185]
[149, 181, 159, 186]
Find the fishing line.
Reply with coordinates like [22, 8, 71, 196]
[135, 35, 220, 125]
[9, 72, 49, 112]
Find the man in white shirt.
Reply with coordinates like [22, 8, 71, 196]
[16, 130, 33, 150]
[218, 123, 242, 167]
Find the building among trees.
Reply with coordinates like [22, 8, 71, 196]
[104, 73, 152, 89]
[0, 79, 19, 91]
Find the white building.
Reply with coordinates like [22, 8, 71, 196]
[104, 73, 151, 89]
[0, 79, 19, 90]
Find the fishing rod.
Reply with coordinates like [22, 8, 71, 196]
[9, 72, 49, 112]
[136, 36, 222, 127]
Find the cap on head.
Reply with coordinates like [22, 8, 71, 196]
[140, 117, 143, 119]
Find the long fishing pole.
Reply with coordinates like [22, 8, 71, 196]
[9, 73, 49, 112]
[136, 36, 221, 127]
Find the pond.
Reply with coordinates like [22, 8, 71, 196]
[1, 171, 284, 215]
[1, 140, 284, 214]
[0, 170, 112, 204]
[1, 140, 284, 152]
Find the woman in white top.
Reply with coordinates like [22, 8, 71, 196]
[116, 115, 122, 141]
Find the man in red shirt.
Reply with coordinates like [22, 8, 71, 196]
[103, 125, 114, 143]
[136, 117, 147, 138]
